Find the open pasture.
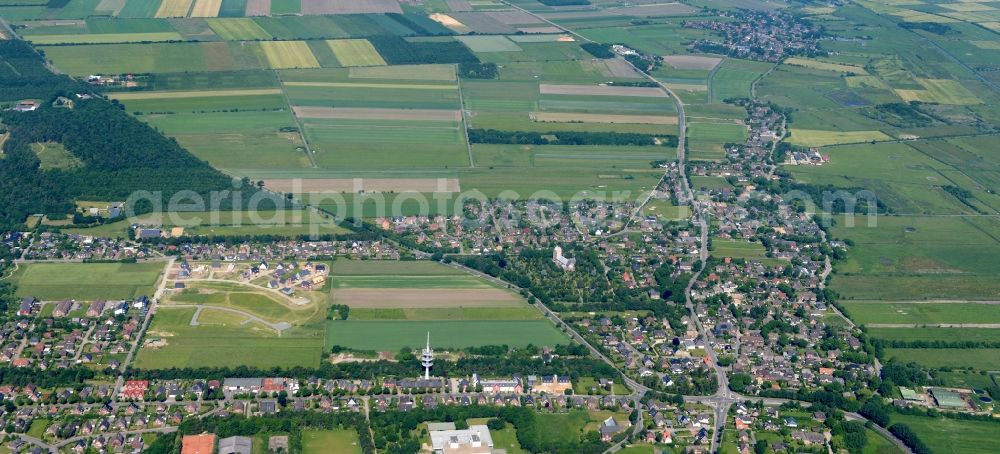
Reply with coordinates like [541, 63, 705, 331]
[206, 17, 272, 40]
[11, 262, 164, 301]
[841, 301, 1000, 325]
[663, 55, 722, 70]
[325, 320, 567, 351]
[529, 111, 677, 125]
[539, 84, 667, 97]
[710, 238, 772, 261]
[787, 129, 892, 147]
[347, 64, 455, 81]
[883, 348, 1000, 370]
[135, 307, 323, 369]
[300, 0, 401, 14]
[326, 39, 386, 66]
[263, 178, 460, 194]
[111, 88, 285, 112]
[302, 118, 467, 170]
[41, 41, 268, 75]
[333, 289, 523, 308]
[292, 106, 460, 121]
[457, 35, 523, 52]
[888, 414, 1000, 454]
[141, 110, 311, 173]
[868, 328, 1000, 343]
[710, 59, 774, 103]
[784, 57, 868, 75]
[894, 78, 982, 105]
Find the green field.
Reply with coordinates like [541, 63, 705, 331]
[883, 348, 1000, 370]
[302, 429, 362, 454]
[326, 39, 386, 67]
[42, 41, 268, 75]
[325, 320, 567, 351]
[206, 18, 272, 40]
[710, 59, 775, 103]
[787, 129, 893, 147]
[26, 32, 184, 44]
[349, 307, 543, 321]
[841, 302, 1000, 325]
[330, 260, 465, 276]
[135, 307, 324, 369]
[11, 262, 164, 300]
[140, 110, 312, 174]
[64, 209, 347, 238]
[261, 40, 320, 69]
[889, 413, 1000, 454]
[868, 328, 1000, 343]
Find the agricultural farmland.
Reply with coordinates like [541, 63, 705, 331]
[11, 262, 165, 301]
[327, 260, 568, 351]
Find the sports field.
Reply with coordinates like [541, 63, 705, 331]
[302, 429, 362, 454]
[11, 262, 164, 301]
[326, 39, 386, 66]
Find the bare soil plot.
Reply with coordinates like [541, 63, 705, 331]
[263, 178, 461, 193]
[190, 0, 222, 17]
[600, 59, 643, 78]
[540, 84, 668, 97]
[662, 55, 722, 70]
[293, 106, 461, 121]
[156, 0, 194, 17]
[335, 288, 523, 308]
[450, 12, 517, 34]
[485, 10, 544, 25]
[516, 26, 565, 34]
[245, 0, 270, 15]
[530, 112, 677, 125]
[300, 0, 401, 14]
[429, 13, 472, 33]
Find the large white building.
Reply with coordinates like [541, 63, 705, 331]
[430, 425, 494, 454]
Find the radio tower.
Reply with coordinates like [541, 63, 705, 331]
[421, 332, 434, 380]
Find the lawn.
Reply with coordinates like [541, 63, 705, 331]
[533, 410, 590, 445]
[710, 238, 771, 260]
[301, 429, 361, 454]
[889, 413, 1000, 454]
[11, 262, 164, 300]
[467, 419, 527, 454]
[325, 320, 568, 351]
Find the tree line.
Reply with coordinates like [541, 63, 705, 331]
[468, 128, 679, 147]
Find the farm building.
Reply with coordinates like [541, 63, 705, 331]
[931, 388, 968, 410]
